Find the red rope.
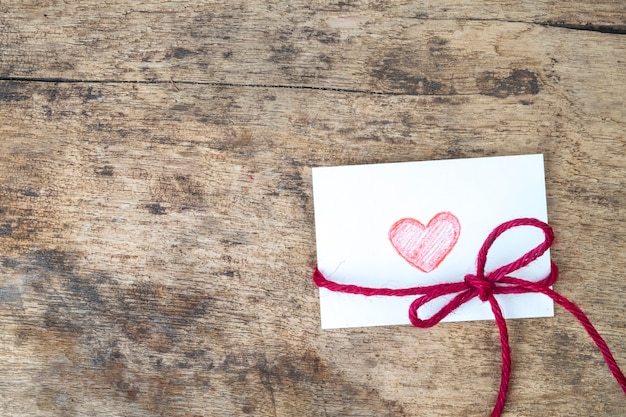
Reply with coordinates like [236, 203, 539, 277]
[313, 218, 626, 416]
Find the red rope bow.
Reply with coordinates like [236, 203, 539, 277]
[313, 218, 626, 416]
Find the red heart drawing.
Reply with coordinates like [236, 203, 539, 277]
[388, 212, 461, 273]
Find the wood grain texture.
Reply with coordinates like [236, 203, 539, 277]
[0, 2, 625, 416]
[1, 1, 625, 86]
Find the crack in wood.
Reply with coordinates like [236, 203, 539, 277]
[0, 76, 477, 97]
[540, 22, 626, 34]
[406, 16, 626, 35]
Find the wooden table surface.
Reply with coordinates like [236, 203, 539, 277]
[1, 2, 625, 416]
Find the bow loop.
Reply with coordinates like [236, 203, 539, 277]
[408, 286, 475, 328]
[481, 218, 554, 282]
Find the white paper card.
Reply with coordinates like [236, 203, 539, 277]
[312, 154, 554, 329]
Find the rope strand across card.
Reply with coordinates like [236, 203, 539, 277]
[313, 218, 626, 417]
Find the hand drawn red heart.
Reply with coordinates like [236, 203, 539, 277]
[388, 212, 461, 273]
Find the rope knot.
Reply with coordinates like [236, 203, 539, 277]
[464, 273, 494, 301]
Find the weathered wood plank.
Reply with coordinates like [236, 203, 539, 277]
[0, 74, 624, 416]
[1, 2, 625, 89]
